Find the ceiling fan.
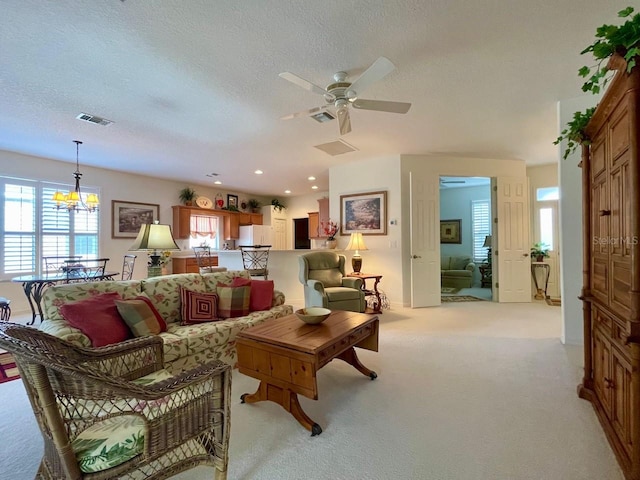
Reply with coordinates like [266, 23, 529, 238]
[440, 178, 466, 187]
[279, 57, 411, 136]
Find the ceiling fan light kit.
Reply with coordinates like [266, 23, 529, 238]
[279, 56, 411, 136]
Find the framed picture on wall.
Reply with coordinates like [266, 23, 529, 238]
[440, 219, 461, 244]
[340, 190, 387, 235]
[112, 200, 159, 238]
[227, 194, 238, 209]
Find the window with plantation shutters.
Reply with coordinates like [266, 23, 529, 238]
[471, 200, 491, 263]
[0, 176, 99, 279]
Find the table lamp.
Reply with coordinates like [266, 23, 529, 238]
[345, 232, 368, 273]
[483, 235, 492, 264]
[129, 221, 180, 277]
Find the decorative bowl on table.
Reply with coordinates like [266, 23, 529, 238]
[295, 307, 331, 325]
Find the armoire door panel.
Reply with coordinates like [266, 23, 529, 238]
[610, 104, 630, 162]
[593, 328, 612, 416]
[591, 256, 609, 304]
[590, 134, 607, 179]
[611, 258, 631, 317]
[611, 345, 633, 456]
[591, 179, 609, 256]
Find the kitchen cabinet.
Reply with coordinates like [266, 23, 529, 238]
[308, 212, 319, 239]
[173, 206, 262, 241]
[172, 255, 218, 274]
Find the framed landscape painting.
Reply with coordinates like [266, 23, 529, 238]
[340, 191, 387, 235]
[112, 200, 159, 238]
[440, 219, 461, 244]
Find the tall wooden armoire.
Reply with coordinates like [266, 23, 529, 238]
[578, 53, 640, 479]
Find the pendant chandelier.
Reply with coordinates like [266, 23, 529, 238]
[52, 140, 99, 212]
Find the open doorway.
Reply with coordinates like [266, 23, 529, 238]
[439, 176, 492, 301]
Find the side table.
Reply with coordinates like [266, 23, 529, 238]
[346, 273, 383, 314]
[479, 264, 492, 288]
[531, 262, 550, 300]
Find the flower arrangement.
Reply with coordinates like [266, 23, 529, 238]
[321, 220, 339, 240]
[148, 250, 172, 266]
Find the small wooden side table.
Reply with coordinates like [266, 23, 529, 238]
[347, 272, 383, 313]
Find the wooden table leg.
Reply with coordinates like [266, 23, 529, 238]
[336, 347, 378, 380]
[240, 381, 322, 436]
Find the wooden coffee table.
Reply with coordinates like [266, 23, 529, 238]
[236, 310, 379, 435]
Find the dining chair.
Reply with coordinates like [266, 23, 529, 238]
[43, 255, 83, 274]
[192, 246, 225, 274]
[122, 254, 137, 280]
[239, 245, 271, 280]
[63, 257, 110, 281]
[0, 322, 231, 480]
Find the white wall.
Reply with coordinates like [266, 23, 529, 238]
[400, 155, 527, 306]
[281, 191, 329, 250]
[558, 95, 600, 345]
[330, 156, 403, 307]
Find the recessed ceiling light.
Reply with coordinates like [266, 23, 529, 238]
[214, 180, 222, 185]
[284, 190, 291, 194]
[311, 185, 318, 190]
[254, 170, 263, 175]
[308, 176, 316, 181]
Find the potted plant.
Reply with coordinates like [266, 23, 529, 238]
[178, 187, 197, 206]
[271, 199, 286, 212]
[556, 7, 640, 159]
[248, 199, 261, 213]
[530, 242, 550, 262]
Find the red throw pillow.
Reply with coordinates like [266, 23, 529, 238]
[180, 287, 220, 325]
[59, 292, 131, 347]
[231, 277, 274, 311]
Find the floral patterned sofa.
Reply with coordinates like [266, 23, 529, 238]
[39, 271, 293, 373]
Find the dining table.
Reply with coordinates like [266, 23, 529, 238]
[12, 270, 119, 325]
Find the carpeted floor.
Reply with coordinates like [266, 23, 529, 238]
[0, 303, 623, 480]
[0, 351, 19, 384]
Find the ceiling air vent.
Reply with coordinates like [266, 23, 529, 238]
[310, 111, 335, 123]
[76, 113, 114, 126]
[313, 139, 358, 156]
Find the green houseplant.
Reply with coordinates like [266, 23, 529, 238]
[271, 199, 286, 212]
[247, 199, 260, 213]
[178, 187, 197, 206]
[555, 7, 640, 159]
[530, 242, 550, 262]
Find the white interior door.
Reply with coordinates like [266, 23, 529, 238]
[272, 218, 286, 250]
[410, 171, 441, 307]
[534, 201, 560, 298]
[496, 177, 531, 302]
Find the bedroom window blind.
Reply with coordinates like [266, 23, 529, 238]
[471, 199, 491, 263]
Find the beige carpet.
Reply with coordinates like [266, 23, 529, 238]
[0, 304, 622, 479]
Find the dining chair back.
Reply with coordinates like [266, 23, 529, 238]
[121, 254, 137, 280]
[239, 245, 271, 280]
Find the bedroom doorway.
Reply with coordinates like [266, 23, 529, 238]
[439, 176, 493, 302]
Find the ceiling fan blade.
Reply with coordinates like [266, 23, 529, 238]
[351, 98, 411, 114]
[337, 107, 351, 135]
[279, 72, 334, 99]
[348, 57, 396, 97]
[280, 106, 325, 120]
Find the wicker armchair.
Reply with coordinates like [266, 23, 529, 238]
[0, 323, 231, 480]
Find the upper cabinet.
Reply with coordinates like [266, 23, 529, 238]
[172, 206, 262, 240]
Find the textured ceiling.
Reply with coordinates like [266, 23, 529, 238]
[0, 0, 630, 195]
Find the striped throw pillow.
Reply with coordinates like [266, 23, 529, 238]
[180, 287, 220, 325]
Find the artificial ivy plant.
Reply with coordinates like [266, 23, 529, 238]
[555, 7, 640, 160]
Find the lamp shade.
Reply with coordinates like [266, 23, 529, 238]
[345, 232, 368, 252]
[482, 235, 492, 248]
[129, 222, 180, 252]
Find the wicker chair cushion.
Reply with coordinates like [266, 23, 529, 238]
[217, 285, 250, 318]
[73, 415, 145, 473]
[59, 292, 132, 347]
[231, 277, 275, 311]
[115, 298, 166, 336]
[180, 288, 220, 325]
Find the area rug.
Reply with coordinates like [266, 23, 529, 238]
[0, 351, 20, 384]
[441, 287, 461, 294]
[546, 297, 562, 307]
[441, 295, 485, 302]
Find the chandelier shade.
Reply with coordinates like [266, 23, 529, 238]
[52, 140, 100, 212]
